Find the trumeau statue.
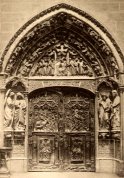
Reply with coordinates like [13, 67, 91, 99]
[4, 90, 26, 131]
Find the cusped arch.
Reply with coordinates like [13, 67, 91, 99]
[97, 78, 119, 93]
[1, 3, 124, 79]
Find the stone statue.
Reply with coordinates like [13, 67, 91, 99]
[12, 92, 26, 130]
[110, 90, 120, 130]
[98, 93, 111, 130]
[4, 90, 15, 129]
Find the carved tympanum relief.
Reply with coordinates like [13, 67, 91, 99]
[29, 43, 94, 77]
[4, 12, 119, 79]
[4, 90, 26, 131]
[98, 89, 120, 131]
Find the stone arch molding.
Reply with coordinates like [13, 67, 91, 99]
[1, 3, 124, 80]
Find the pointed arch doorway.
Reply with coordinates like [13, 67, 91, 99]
[1, 3, 124, 175]
[28, 87, 95, 171]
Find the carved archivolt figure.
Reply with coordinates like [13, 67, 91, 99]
[110, 90, 120, 130]
[98, 93, 111, 130]
[4, 90, 26, 130]
[4, 90, 15, 129]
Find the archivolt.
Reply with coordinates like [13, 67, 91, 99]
[1, 3, 124, 79]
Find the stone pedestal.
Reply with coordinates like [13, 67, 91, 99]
[0, 147, 12, 178]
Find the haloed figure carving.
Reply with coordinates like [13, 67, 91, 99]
[4, 90, 26, 130]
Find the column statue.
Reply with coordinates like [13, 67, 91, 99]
[110, 90, 120, 130]
[4, 90, 15, 130]
[98, 93, 111, 130]
[4, 90, 26, 130]
[12, 92, 26, 130]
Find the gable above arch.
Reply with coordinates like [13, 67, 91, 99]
[1, 4, 124, 79]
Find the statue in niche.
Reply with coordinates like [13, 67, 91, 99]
[98, 92, 111, 130]
[110, 90, 120, 130]
[4, 90, 15, 129]
[12, 92, 26, 130]
[4, 91, 26, 130]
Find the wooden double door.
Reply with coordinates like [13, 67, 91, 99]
[28, 87, 95, 171]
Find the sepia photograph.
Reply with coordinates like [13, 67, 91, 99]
[0, 0, 124, 178]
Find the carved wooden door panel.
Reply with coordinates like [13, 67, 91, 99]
[28, 88, 95, 171]
[28, 92, 60, 171]
[62, 93, 95, 171]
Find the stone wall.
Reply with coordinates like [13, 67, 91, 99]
[0, 0, 124, 58]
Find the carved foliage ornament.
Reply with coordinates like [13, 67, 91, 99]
[4, 11, 119, 78]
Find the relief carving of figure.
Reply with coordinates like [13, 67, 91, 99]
[98, 93, 111, 130]
[54, 58, 67, 76]
[110, 90, 120, 130]
[71, 138, 83, 160]
[39, 139, 52, 161]
[29, 44, 94, 77]
[34, 112, 49, 130]
[68, 58, 76, 75]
